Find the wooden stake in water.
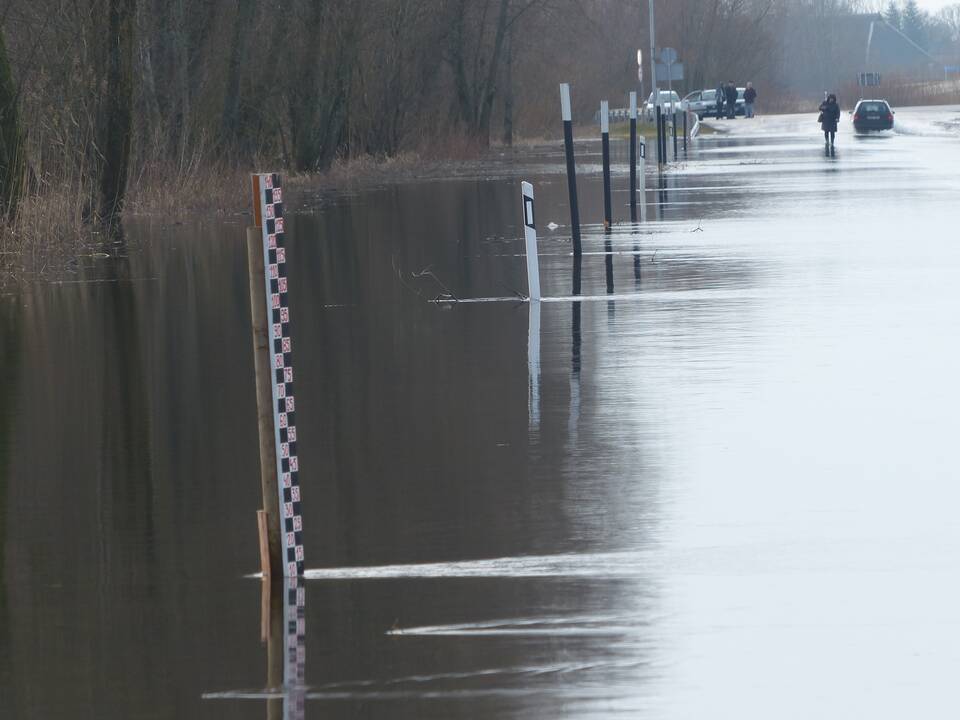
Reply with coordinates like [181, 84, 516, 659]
[247, 226, 282, 579]
[250, 173, 305, 579]
[560, 83, 582, 257]
[601, 100, 612, 229]
[629, 92, 638, 222]
[521, 181, 541, 301]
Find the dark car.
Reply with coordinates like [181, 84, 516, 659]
[852, 99, 894, 133]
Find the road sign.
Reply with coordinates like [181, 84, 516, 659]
[655, 62, 684, 82]
[660, 47, 678, 65]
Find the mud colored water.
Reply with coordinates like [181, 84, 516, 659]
[2, 107, 960, 718]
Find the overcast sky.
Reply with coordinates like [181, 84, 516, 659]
[914, 0, 958, 13]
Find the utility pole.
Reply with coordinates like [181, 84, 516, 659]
[648, 0, 658, 115]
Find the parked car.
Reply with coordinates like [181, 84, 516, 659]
[642, 90, 681, 121]
[682, 88, 746, 119]
[683, 89, 717, 118]
[852, 99, 894, 133]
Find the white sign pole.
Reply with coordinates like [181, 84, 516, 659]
[521, 181, 541, 301]
[638, 135, 646, 220]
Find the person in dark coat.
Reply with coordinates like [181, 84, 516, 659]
[743, 82, 757, 118]
[725, 81, 738, 119]
[715, 83, 725, 119]
[819, 93, 841, 148]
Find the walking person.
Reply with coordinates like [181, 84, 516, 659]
[725, 81, 738, 119]
[715, 82, 725, 120]
[819, 93, 841, 150]
[743, 82, 757, 118]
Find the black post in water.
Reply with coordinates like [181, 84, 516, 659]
[604, 236, 614, 295]
[560, 83, 582, 257]
[660, 111, 668, 165]
[683, 109, 688, 153]
[655, 105, 663, 166]
[662, 113, 669, 165]
[601, 100, 612, 230]
[672, 110, 678, 160]
[629, 92, 637, 222]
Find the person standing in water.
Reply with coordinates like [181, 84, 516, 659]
[819, 93, 841, 149]
[715, 82, 725, 120]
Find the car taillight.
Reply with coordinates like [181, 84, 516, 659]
[887, 114, 893, 122]
[854, 114, 861, 121]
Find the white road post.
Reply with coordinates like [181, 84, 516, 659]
[521, 181, 541, 301]
[638, 135, 647, 220]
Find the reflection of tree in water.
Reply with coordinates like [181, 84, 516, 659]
[0, 295, 21, 695]
[98, 251, 156, 582]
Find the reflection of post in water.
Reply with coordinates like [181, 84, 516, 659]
[0, 296, 22, 672]
[569, 253, 582, 441]
[632, 225, 642, 286]
[262, 577, 306, 720]
[527, 300, 541, 436]
[569, 296, 582, 441]
[99, 250, 156, 573]
[604, 236, 614, 295]
[656, 174, 669, 220]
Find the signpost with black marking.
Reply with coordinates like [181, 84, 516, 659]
[639, 134, 646, 220]
[521, 181, 541, 301]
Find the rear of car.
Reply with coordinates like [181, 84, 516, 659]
[853, 100, 894, 133]
[684, 89, 717, 119]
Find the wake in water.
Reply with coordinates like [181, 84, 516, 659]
[300, 550, 652, 580]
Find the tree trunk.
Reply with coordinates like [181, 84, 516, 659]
[221, 0, 256, 150]
[0, 30, 24, 222]
[99, 0, 137, 224]
[476, 0, 511, 144]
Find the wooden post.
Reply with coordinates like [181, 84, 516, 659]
[247, 226, 282, 579]
[257, 509, 271, 579]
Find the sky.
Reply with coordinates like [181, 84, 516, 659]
[914, 0, 958, 12]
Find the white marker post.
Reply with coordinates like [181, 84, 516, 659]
[521, 181, 541, 301]
[638, 135, 647, 220]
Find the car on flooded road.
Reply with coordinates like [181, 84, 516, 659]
[852, 99, 894, 133]
[642, 90, 681, 120]
[683, 88, 746, 119]
[683, 89, 718, 118]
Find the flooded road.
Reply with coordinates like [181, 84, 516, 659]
[3, 106, 960, 718]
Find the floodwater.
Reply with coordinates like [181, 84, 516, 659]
[3, 105, 960, 718]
